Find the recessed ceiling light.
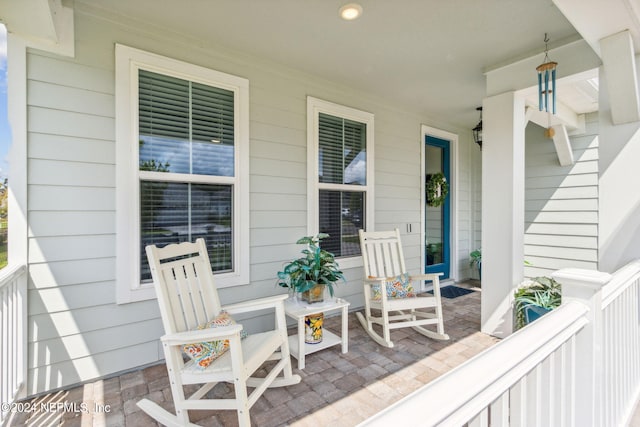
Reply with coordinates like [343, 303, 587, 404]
[339, 3, 363, 21]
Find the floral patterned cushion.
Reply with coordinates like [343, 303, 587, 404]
[371, 273, 416, 300]
[182, 311, 247, 370]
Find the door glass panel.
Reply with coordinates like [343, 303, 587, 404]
[425, 144, 444, 267]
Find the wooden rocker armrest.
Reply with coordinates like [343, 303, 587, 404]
[161, 324, 244, 346]
[363, 277, 388, 286]
[222, 294, 288, 315]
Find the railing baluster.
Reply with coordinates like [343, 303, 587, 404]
[568, 334, 576, 427]
[0, 264, 28, 426]
[490, 392, 509, 427]
[361, 303, 589, 426]
[509, 376, 526, 427]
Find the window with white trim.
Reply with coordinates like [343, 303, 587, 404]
[116, 45, 249, 303]
[307, 97, 374, 267]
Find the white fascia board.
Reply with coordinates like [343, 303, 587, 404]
[485, 39, 601, 97]
[0, 0, 74, 57]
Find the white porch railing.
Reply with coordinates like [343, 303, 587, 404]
[599, 261, 640, 426]
[0, 264, 27, 426]
[360, 260, 640, 427]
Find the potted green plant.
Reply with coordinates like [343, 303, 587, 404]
[513, 276, 562, 330]
[276, 233, 345, 304]
[469, 249, 481, 280]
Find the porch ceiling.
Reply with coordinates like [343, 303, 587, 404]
[76, 0, 586, 130]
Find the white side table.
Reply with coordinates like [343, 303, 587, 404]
[283, 297, 350, 370]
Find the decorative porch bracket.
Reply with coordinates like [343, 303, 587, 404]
[525, 106, 577, 166]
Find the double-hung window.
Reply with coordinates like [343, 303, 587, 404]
[116, 45, 249, 303]
[307, 97, 374, 268]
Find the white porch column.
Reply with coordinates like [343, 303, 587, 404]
[481, 92, 526, 338]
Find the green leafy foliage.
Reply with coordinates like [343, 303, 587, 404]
[426, 172, 449, 207]
[513, 276, 562, 330]
[469, 249, 481, 267]
[276, 234, 345, 296]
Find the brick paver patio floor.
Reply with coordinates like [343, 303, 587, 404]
[9, 282, 499, 426]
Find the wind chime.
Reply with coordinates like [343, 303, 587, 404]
[536, 33, 557, 138]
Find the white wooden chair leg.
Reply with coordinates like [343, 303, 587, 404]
[381, 299, 393, 345]
[234, 382, 251, 427]
[275, 307, 296, 381]
[165, 345, 191, 425]
[432, 278, 446, 336]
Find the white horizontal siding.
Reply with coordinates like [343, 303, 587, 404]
[28, 319, 164, 368]
[524, 234, 597, 248]
[28, 211, 114, 237]
[525, 222, 598, 236]
[29, 106, 115, 140]
[524, 115, 599, 278]
[28, 79, 115, 117]
[28, 186, 114, 211]
[526, 186, 598, 200]
[29, 258, 115, 288]
[28, 235, 115, 263]
[28, 300, 160, 341]
[27, 53, 114, 94]
[24, 7, 476, 395]
[28, 282, 116, 315]
[29, 159, 114, 187]
[27, 342, 160, 394]
[30, 133, 115, 164]
[526, 198, 598, 212]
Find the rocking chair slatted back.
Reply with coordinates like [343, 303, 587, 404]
[356, 228, 449, 348]
[140, 238, 301, 427]
[360, 229, 407, 278]
[146, 239, 222, 334]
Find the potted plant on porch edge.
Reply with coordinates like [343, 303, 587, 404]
[513, 276, 562, 330]
[276, 233, 346, 304]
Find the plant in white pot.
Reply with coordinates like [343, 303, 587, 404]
[276, 233, 345, 304]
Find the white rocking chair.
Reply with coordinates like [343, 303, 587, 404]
[356, 229, 449, 348]
[138, 238, 300, 427]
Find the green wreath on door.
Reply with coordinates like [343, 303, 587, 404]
[426, 172, 449, 207]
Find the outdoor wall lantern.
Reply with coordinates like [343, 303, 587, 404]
[536, 33, 557, 115]
[472, 107, 482, 149]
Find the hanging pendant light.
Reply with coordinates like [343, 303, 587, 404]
[472, 107, 482, 149]
[536, 33, 557, 115]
